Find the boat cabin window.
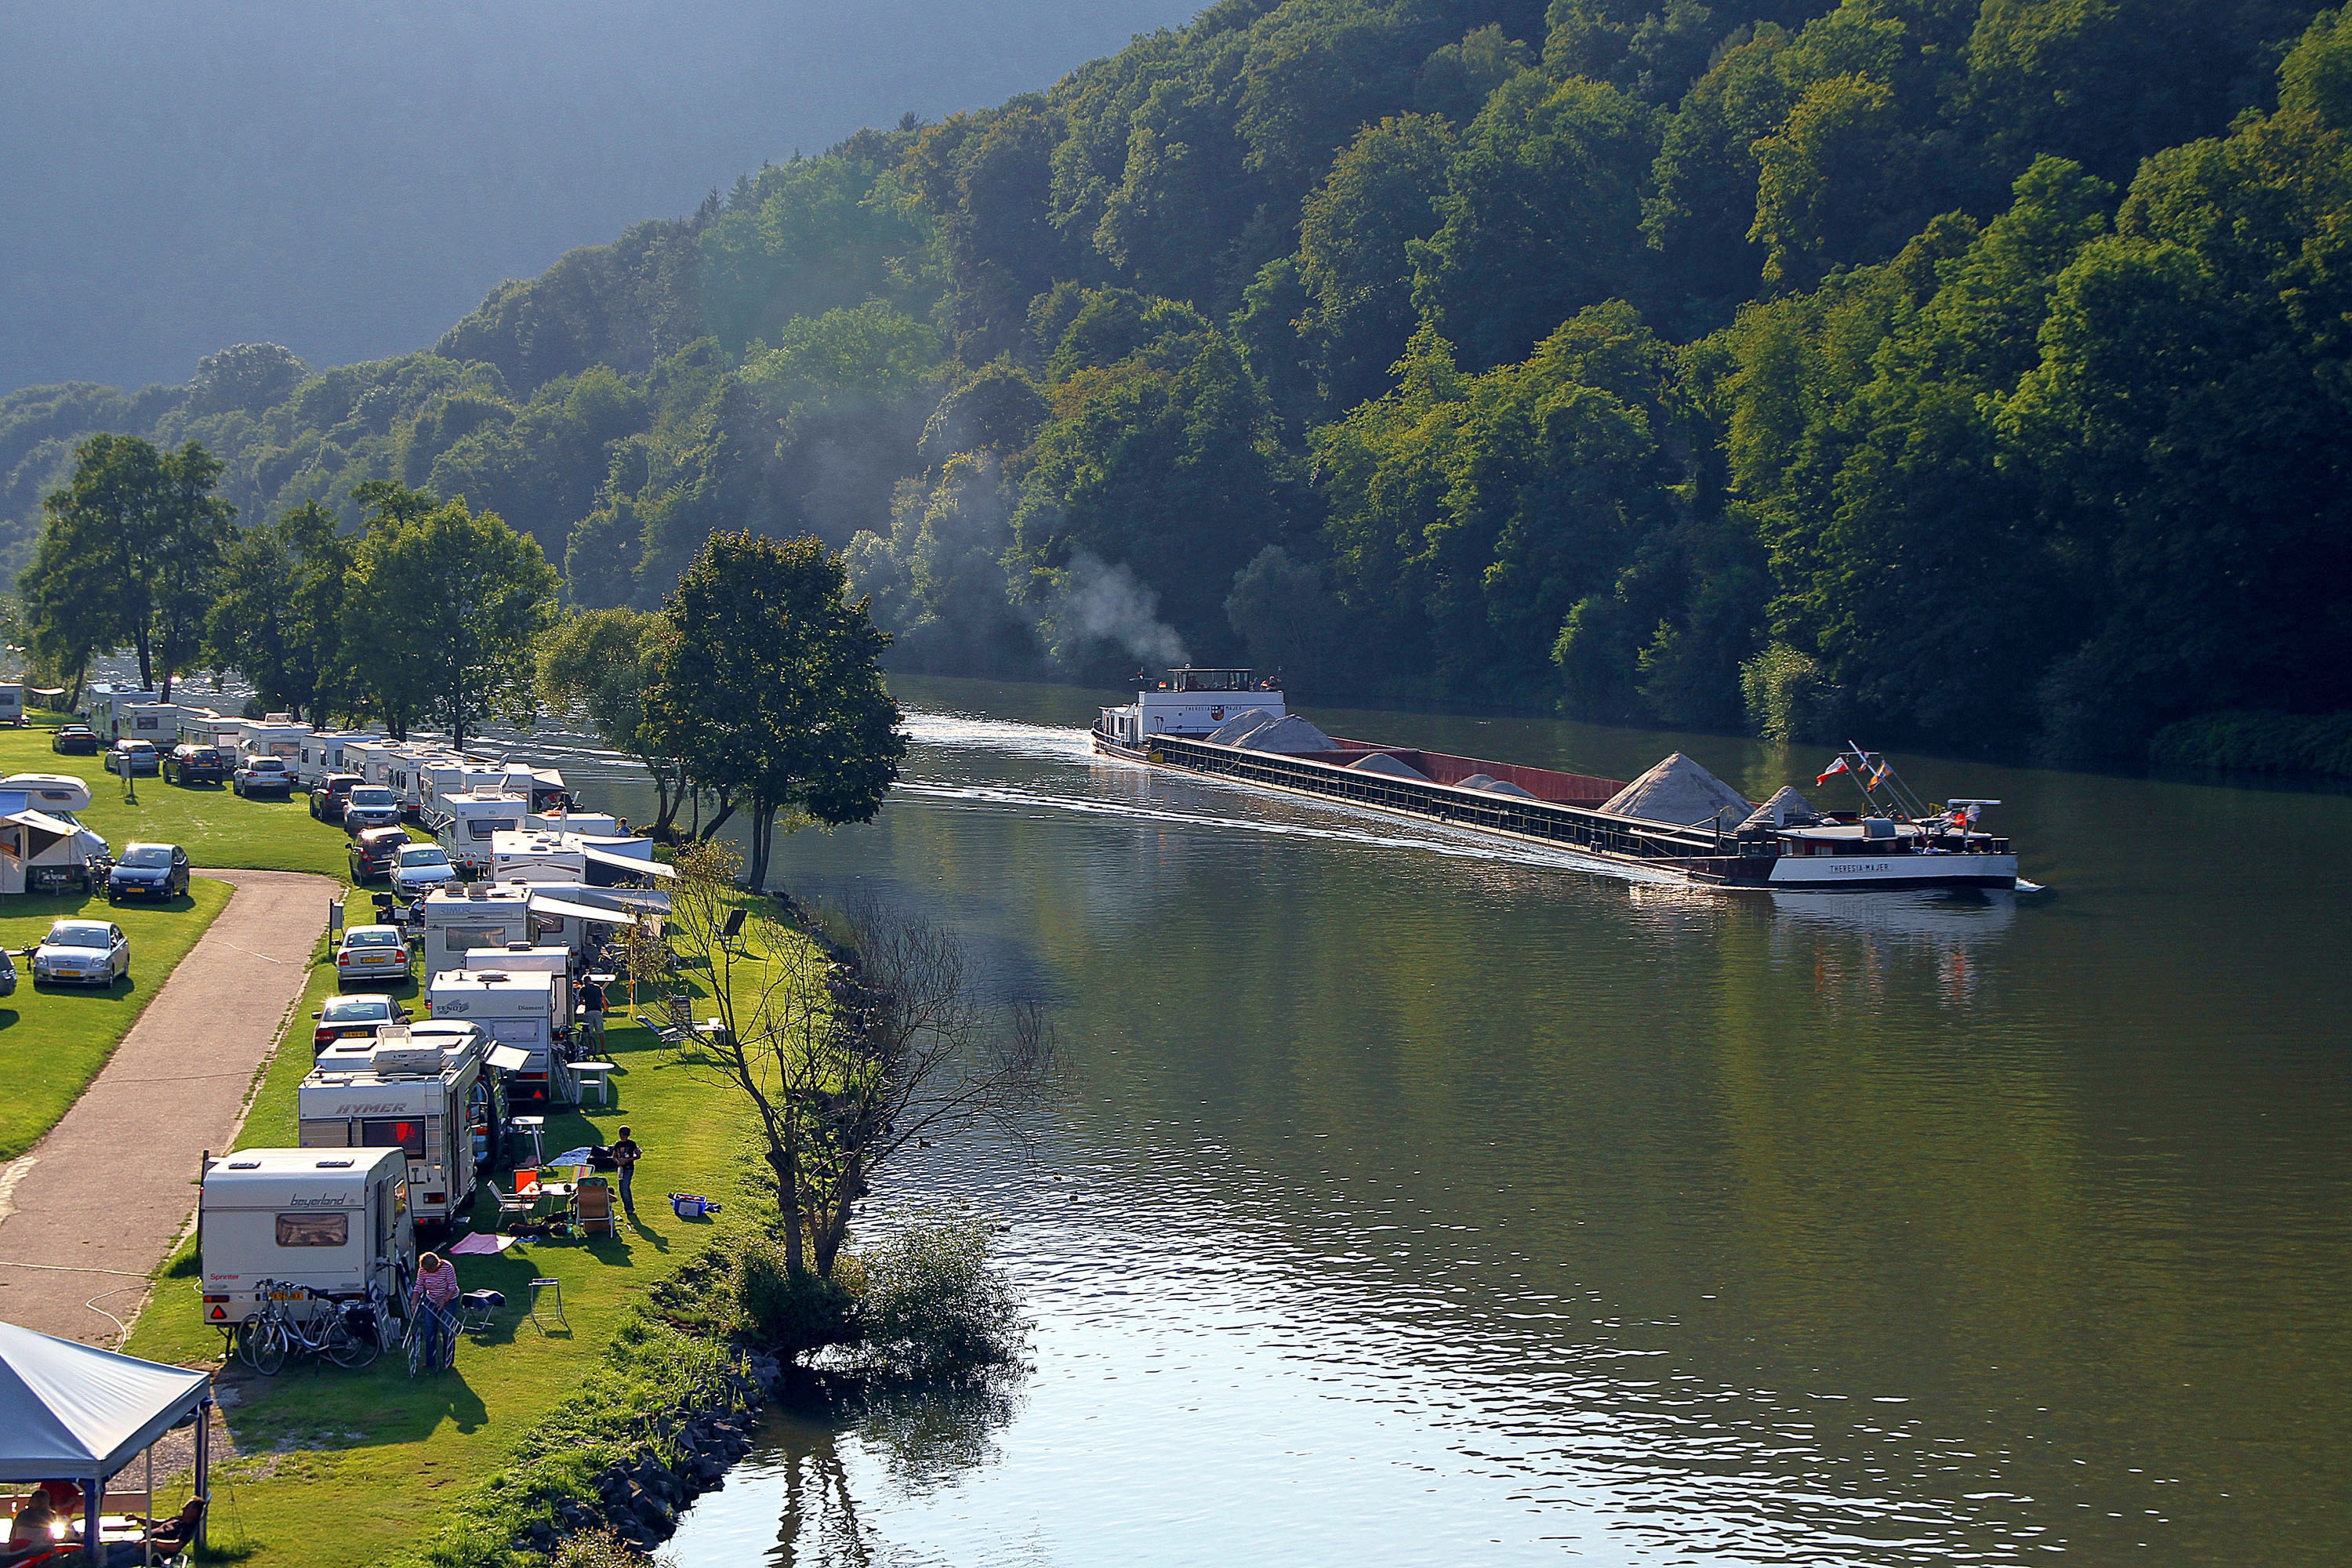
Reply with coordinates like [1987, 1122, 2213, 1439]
[276, 1213, 350, 1247]
[1167, 668, 1254, 693]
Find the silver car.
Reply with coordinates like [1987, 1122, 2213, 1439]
[32, 919, 129, 986]
[390, 842, 458, 898]
[341, 785, 403, 833]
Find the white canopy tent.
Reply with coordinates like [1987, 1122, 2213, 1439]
[0, 1321, 212, 1555]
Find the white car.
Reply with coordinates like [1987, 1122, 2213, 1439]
[334, 924, 412, 986]
[390, 842, 459, 898]
[32, 920, 129, 987]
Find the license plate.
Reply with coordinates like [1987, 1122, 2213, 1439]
[264, 1289, 302, 1302]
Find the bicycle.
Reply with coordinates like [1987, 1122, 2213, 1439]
[240, 1280, 379, 1373]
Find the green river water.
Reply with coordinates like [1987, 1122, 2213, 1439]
[608, 676, 2352, 1566]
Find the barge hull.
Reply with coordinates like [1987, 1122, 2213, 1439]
[1094, 731, 2016, 892]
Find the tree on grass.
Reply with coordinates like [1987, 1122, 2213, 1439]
[22, 434, 235, 699]
[205, 500, 356, 722]
[342, 481, 561, 747]
[537, 606, 689, 837]
[670, 840, 1058, 1282]
[644, 531, 905, 890]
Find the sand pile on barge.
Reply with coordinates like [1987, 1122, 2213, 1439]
[1601, 753, 1753, 830]
[1460, 773, 1537, 799]
[1740, 786, 1814, 832]
[1240, 715, 1336, 754]
[1207, 709, 1279, 744]
[1348, 753, 1431, 781]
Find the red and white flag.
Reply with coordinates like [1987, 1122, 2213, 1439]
[1815, 756, 1850, 786]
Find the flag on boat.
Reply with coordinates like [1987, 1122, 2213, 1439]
[1867, 760, 1891, 788]
[1815, 756, 1850, 785]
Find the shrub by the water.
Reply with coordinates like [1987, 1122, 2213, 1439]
[735, 1236, 860, 1358]
[852, 1215, 1025, 1380]
[549, 1530, 670, 1568]
[1740, 644, 1843, 745]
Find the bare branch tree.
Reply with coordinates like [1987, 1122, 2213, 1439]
[666, 844, 1059, 1281]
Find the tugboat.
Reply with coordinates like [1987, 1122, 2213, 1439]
[1094, 670, 2022, 891]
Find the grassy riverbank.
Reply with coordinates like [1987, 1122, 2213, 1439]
[125, 895, 800, 1568]
[0, 877, 232, 1156]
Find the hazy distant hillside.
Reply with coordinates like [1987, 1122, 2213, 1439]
[9, 0, 2351, 771]
[0, 0, 1192, 394]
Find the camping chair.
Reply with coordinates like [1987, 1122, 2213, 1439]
[717, 906, 750, 955]
[492, 1179, 533, 1230]
[574, 1176, 615, 1238]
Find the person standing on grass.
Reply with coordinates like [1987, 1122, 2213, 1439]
[579, 975, 606, 1049]
[413, 1250, 460, 1368]
[610, 1126, 641, 1219]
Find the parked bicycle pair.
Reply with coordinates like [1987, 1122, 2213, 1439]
[234, 1280, 390, 1374]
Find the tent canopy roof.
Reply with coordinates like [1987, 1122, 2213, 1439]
[0, 1322, 209, 1483]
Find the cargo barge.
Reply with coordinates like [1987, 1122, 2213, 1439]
[1093, 669, 2020, 891]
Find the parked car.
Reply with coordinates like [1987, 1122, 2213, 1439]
[311, 991, 409, 1053]
[334, 924, 412, 986]
[107, 841, 191, 901]
[161, 744, 229, 786]
[309, 772, 364, 822]
[390, 841, 459, 898]
[341, 785, 403, 833]
[49, 725, 100, 755]
[232, 757, 293, 799]
[0, 947, 16, 997]
[31, 919, 129, 987]
[349, 826, 408, 884]
[103, 739, 160, 776]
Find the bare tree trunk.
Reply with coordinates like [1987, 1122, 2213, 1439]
[698, 789, 737, 841]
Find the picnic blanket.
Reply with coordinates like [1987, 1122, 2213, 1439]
[448, 1232, 517, 1256]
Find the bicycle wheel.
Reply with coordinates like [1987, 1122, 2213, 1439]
[328, 1314, 377, 1369]
[250, 1317, 289, 1377]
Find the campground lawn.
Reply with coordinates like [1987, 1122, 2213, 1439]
[0, 717, 366, 880]
[0, 879, 233, 1156]
[125, 899, 794, 1568]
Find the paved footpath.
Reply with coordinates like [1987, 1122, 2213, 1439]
[0, 869, 335, 1344]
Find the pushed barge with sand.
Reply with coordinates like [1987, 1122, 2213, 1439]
[1094, 669, 2020, 891]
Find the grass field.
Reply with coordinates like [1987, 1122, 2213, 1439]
[0, 878, 234, 1156]
[1, 717, 368, 880]
[124, 903, 789, 1568]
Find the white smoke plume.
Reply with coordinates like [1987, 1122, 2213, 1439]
[1051, 553, 1189, 666]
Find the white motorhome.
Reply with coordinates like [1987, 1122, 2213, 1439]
[1, 772, 94, 815]
[85, 684, 159, 739]
[299, 1023, 504, 1229]
[427, 967, 574, 1108]
[419, 883, 534, 975]
[0, 684, 22, 724]
[526, 809, 623, 837]
[198, 1146, 415, 1328]
[0, 782, 106, 894]
[420, 759, 513, 822]
[237, 721, 309, 764]
[295, 730, 385, 787]
[437, 791, 531, 873]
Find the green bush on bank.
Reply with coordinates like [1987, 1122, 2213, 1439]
[2148, 710, 2352, 778]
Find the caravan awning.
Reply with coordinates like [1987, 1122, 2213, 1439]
[580, 844, 675, 879]
[10, 809, 82, 837]
[528, 892, 643, 925]
[0, 1322, 211, 1483]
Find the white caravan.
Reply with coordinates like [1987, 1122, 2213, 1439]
[237, 721, 309, 764]
[437, 791, 532, 873]
[426, 967, 574, 1109]
[198, 1146, 415, 1328]
[299, 1023, 504, 1229]
[295, 730, 385, 787]
[0, 684, 23, 724]
[419, 883, 535, 976]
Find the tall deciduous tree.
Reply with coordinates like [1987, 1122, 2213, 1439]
[206, 500, 355, 722]
[645, 532, 904, 890]
[343, 483, 560, 748]
[22, 434, 235, 698]
[537, 606, 688, 837]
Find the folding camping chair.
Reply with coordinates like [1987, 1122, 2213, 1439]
[573, 1177, 615, 1238]
[491, 1178, 533, 1230]
[717, 906, 750, 955]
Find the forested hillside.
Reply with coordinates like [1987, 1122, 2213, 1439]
[8, 0, 2350, 767]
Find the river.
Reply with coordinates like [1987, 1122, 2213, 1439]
[385, 676, 2352, 1562]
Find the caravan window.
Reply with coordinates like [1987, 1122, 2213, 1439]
[488, 1019, 541, 1044]
[446, 925, 508, 952]
[467, 818, 520, 840]
[276, 1213, 349, 1247]
[361, 1118, 426, 1155]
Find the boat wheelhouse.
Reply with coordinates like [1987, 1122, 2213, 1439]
[1094, 671, 2023, 893]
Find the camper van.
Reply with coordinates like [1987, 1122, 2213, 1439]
[198, 1146, 415, 1328]
[437, 791, 531, 873]
[419, 759, 513, 823]
[2, 773, 94, 815]
[426, 967, 574, 1108]
[85, 685, 159, 739]
[0, 684, 22, 725]
[299, 1024, 504, 1230]
[419, 883, 535, 976]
